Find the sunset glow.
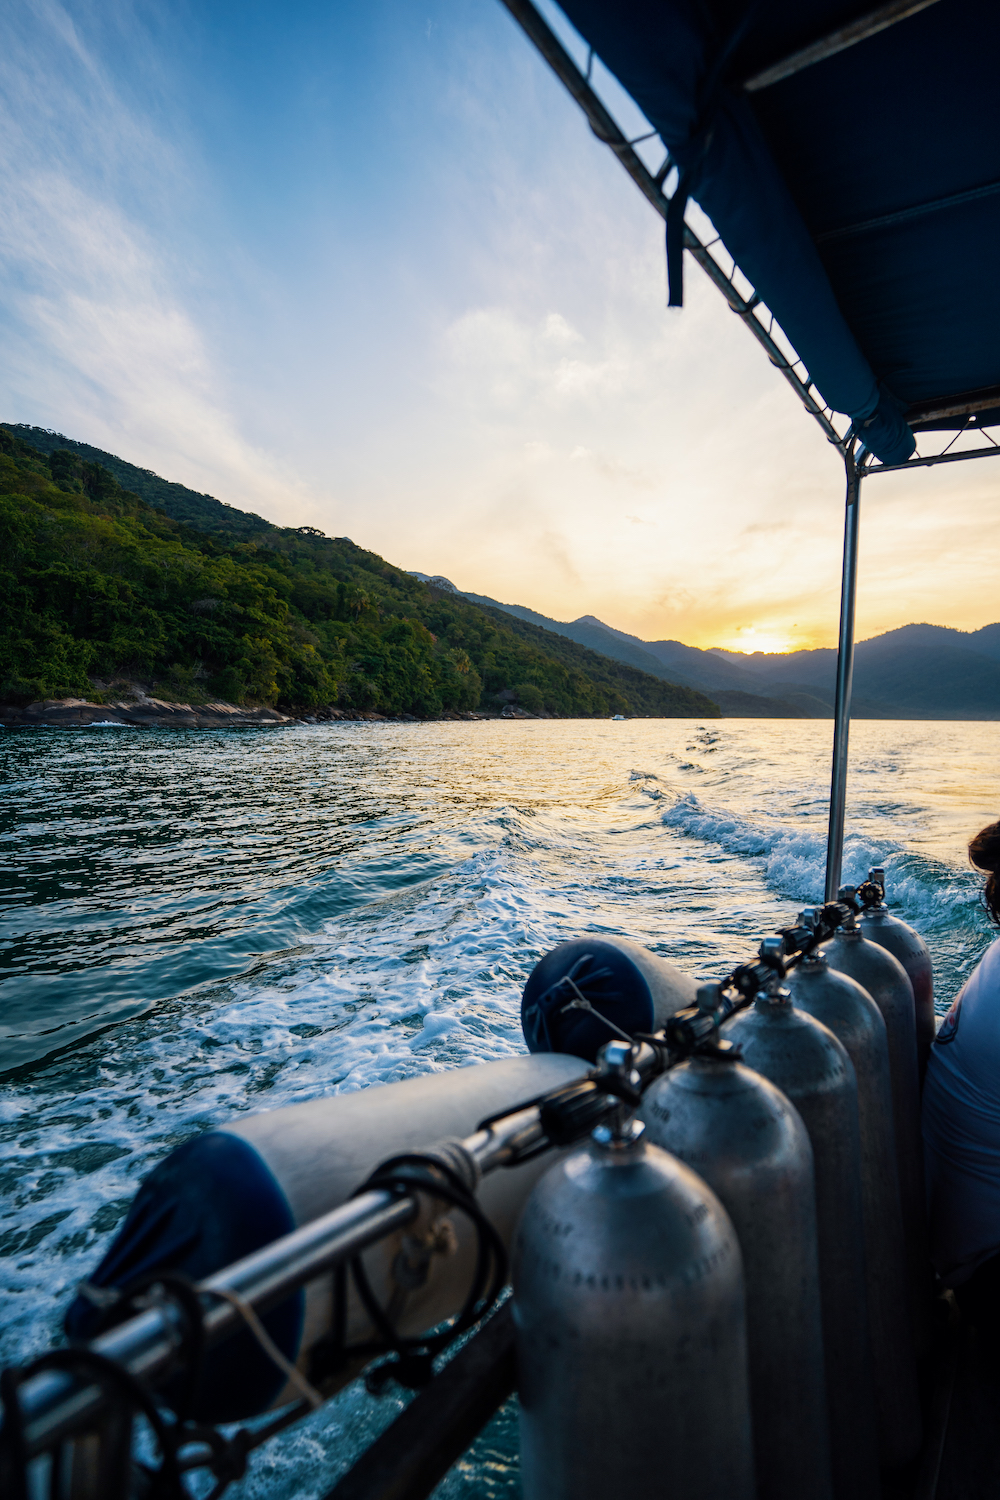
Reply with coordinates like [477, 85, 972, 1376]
[1, 1, 996, 651]
[718, 627, 800, 656]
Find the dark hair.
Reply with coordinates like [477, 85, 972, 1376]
[969, 821, 1000, 925]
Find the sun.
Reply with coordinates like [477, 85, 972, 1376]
[720, 626, 796, 656]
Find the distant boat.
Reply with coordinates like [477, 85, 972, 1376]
[611, 713, 626, 720]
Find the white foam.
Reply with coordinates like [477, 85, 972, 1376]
[660, 789, 978, 922]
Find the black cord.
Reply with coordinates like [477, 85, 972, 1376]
[0, 1365, 29, 1500]
[118, 1270, 206, 1422]
[311, 1152, 508, 1392]
[12, 1346, 185, 1499]
[0, 1270, 288, 1500]
[2, 1148, 510, 1491]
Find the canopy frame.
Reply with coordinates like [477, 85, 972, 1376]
[499, 0, 1000, 905]
[500, 0, 849, 456]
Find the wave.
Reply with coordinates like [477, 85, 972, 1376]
[660, 791, 979, 926]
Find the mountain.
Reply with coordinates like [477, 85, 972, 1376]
[462, 602, 716, 718]
[709, 624, 1000, 717]
[443, 590, 1000, 719]
[709, 690, 809, 719]
[461, 596, 681, 682]
[458, 591, 806, 713]
[13, 422, 993, 719]
[1, 425, 716, 720]
[4, 424, 275, 540]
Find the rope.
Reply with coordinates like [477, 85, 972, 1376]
[557, 975, 635, 1042]
[203, 1288, 323, 1409]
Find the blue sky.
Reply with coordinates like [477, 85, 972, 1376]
[2, 0, 997, 649]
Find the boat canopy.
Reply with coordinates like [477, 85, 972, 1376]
[539, 0, 999, 465]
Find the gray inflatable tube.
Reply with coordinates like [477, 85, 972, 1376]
[68, 1053, 588, 1420]
[232, 1053, 587, 1396]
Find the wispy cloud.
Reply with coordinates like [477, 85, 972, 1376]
[0, 0, 321, 524]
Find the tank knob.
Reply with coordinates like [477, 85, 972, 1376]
[593, 1040, 644, 1147]
[599, 1039, 635, 1074]
[836, 885, 861, 927]
[795, 908, 829, 965]
[758, 935, 786, 973]
[697, 982, 722, 1012]
[594, 1040, 642, 1103]
[855, 867, 887, 910]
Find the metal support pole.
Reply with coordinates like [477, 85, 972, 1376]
[824, 446, 863, 901]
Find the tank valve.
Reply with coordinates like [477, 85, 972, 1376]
[697, 982, 722, 1011]
[836, 885, 862, 927]
[592, 1040, 645, 1148]
[855, 868, 886, 909]
[758, 935, 786, 980]
[755, 982, 793, 1008]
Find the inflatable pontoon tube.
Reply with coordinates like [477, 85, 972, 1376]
[67, 1053, 588, 1422]
[521, 937, 697, 1060]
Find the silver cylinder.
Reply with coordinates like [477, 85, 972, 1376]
[513, 1124, 755, 1500]
[724, 993, 879, 1500]
[821, 926, 927, 1346]
[787, 956, 921, 1467]
[639, 1056, 833, 1500]
[859, 904, 935, 1078]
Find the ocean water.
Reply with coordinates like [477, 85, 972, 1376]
[2, 717, 998, 1496]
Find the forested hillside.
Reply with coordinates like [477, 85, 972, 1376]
[5, 424, 271, 539]
[0, 426, 717, 719]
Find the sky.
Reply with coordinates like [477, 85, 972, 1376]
[1, 0, 998, 653]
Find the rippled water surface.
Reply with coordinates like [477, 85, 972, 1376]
[2, 718, 998, 1496]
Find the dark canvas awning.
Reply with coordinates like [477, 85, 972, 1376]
[524, 0, 1000, 463]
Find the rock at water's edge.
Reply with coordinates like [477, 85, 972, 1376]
[0, 697, 293, 728]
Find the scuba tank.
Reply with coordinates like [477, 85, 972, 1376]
[821, 889, 926, 1334]
[514, 1043, 755, 1500]
[724, 978, 880, 1500]
[787, 940, 922, 1468]
[858, 867, 935, 1078]
[64, 1053, 588, 1422]
[521, 937, 697, 1061]
[639, 1040, 833, 1500]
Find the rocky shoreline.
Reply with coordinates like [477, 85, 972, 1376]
[0, 697, 294, 729]
[0, 697, 525, 729]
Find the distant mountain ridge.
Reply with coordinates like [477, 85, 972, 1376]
[440, 586, 1000, 720]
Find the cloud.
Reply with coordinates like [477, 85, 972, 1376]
[0, 0, 321, 525]
[443, 306, 624, 410]
[571, 445, 655, 489]
[542, 312, 580, 345]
